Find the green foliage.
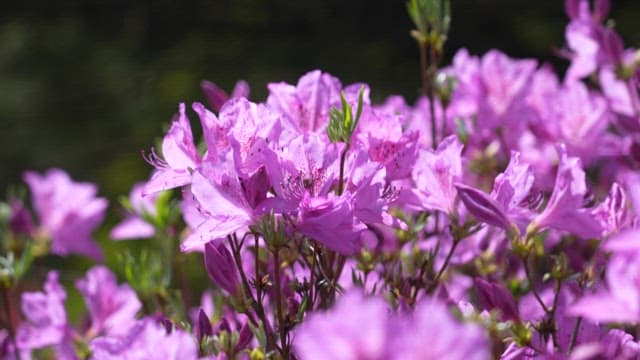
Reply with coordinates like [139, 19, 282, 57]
[326, 87, 364, 144]
[407, 0, 450, 48]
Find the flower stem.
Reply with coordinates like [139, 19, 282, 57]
[228, 235, 277, 352]
[522, 254, 550, 313]
[272, 248, 289, 358]
[1, 286, 19, 360]
[337, 145, 349, 196]
[427, 237, 460, 294]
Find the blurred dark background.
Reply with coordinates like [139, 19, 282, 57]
[2, 0, 640, 198]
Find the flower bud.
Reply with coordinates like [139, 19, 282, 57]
[474, 278, 519, 321]
[456, 184, 510, 230]
[234, 322, 252, 352]
[8, 200, 35, 237]
[201, 80, 229, 113]
[204, 241, 241, 296]
[196, 309, 213, 342]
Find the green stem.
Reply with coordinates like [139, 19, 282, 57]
[522, 255, 549, 313]
[337, 145, 349, 196]
[568, 317, 582, 353]
[1, 286, 19, 360]
[272, 249, 289, 358]
[427, 237, 460, 293]
[228, 235, 277, 352]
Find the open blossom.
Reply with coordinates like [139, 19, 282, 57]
[110, 182, 158, 240]
[479, 50, 537, 122]
[355, 105, 419, 181]
[90, 318, 198, 360]
[264, 133, 340, 209]
[386, 299, 488, 360]
[457, 151, 535, 232]
[181, 160, 258, 252]
[296, 191, 367, 255]
[563, 0, 613, 81]
[76, 266, 141, 337]
[294, 291, 488, 360]
[144, 103, 202, 195]
[224, 98, 283, 177]
[404, 135, 464, 214]
[16, 271, 72, 355]
[528, 77, 613, 163]
[570, 229, 640, 323]
[294, 291, 390, 360]
[24, 168, 107, 260]
[267, 70, 343, 134]
[531, 145, 604, 239]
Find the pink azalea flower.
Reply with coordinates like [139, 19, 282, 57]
[16, 272, 71, 354]
[405, 135, 464, 214]
[531, 145, 604, 239]
[144, 103, 201, 195]
[224, 98, 282, 177]
[267, 70, 342, 134]
[90, 318, 198, 360]
[76, 266, 141, 337]
[296, 191, 367, 255]
[294, 291, 489, 360]
[24, 168, 107, 260]
[570, 229, 640, 324]
[180, 162, 256, 252]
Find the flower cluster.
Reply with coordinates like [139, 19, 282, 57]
[3, 0, 640, 359]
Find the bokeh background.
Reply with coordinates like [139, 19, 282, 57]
[2, 0, 640, 197]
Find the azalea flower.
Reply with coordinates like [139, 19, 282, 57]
[24, 168, 107, 260]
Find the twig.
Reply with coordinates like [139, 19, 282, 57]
[522, 255, 550, 313]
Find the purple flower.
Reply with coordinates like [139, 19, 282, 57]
[90, 318, 198, 360]
[24, 168, 107, 260]
[387, 299, 489, 360]
[406, 135, 464, 214]
[480, 50, 537, 120]
[16, 271, 73, 356]
[192, 101, 231, 161]
[536, 81, 611, 163]
[294, 291, 389, 360]
[294, 291, 489, 360]
[346, 149, 393, 226]
[570, 230, 640, 323]
[110, 183, 157, 240]
[531, 145, 604, 239]
[181, 162, 255, 252]
[599, 329, 640, 359]
[264, 133, 340, 208]
[592, 182, 628, 235]
[297, 192, 366, 255]
[563, 0, 613, 81]
[75, 266, 141, 337]
[354, 105, 419, 181]
[600, 56, 640, 119]
[224, 98, 282, 177]
[143, 103, 201, 195]
[267, 70, 343, 133]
